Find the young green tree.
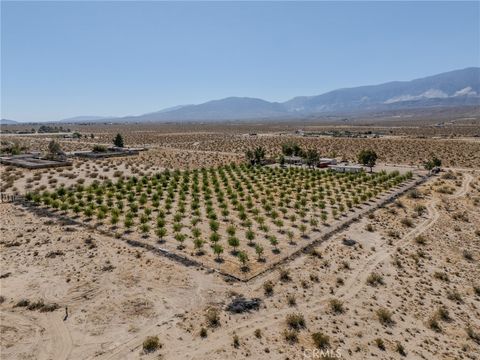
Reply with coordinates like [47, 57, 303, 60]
[304, 149, 320, 168]
[255, 244, 264, 261]
[286, 230, 295, 245]
[299, 223, 307, 237]
[193, 238, 204, 253]
[156, 227, 167, 242]
[226, 225, 236, 237]
[209, 232, 220, 244]
[47, 140, 62, 160]
[237, 251, 249, 270]
[213, 243, 224, 261]
[358, 149, 377, 172]
[269, 235, 279, 252]
[175, 233, 186, 249]
[228, 236, 240, 253]
[245, 229, 255, 246]
[245, 147, 267, 166]
[424, 155, 442, 173]
[113, 133, 124, 148]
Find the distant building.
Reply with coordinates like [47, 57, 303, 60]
[317, 158, 337, 168]
[284, 156, 304, 165]
[329, 164, 363, 173]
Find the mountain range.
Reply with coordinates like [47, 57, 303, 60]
[2, 67, 479, 124]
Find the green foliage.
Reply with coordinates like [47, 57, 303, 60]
[113, 133, 124, 148]
[358, 149, 378, 171]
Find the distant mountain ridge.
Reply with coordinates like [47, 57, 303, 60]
[111, 67, 480, 122]
[4, 67, 479, 123]
[0, 119, 19, 125]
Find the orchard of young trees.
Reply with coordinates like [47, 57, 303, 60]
[27, 163, 412, 272]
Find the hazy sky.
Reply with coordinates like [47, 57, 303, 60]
[1, 1, 479, 122]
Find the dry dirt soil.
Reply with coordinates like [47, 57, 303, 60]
[1, 170, 479, 360]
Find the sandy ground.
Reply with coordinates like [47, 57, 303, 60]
[1, 169, 479, 359]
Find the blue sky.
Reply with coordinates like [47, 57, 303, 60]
[1, 1, 479, 122]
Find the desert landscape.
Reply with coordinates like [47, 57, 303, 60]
[1, 120, 479, 360]
[2, 2, 480, 358]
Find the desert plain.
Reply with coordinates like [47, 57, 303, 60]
[1, 116, 480, 360]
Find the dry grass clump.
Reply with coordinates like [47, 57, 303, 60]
[414, 235, 427, 245]
[311, 332, 330, 349]
[279, 268, 291, 282]
[205, 308, 220, 327]
[263, 280, 274, 296]
[401, 217, 413, 227]
[286, 313, 306, 329]
[329, 299, 344, 314]
[366, 272, 384, 286]
[375, 338, 386, 351]
[283, 329, 299, 343]
[446, 289, 463, 303]
[466, 326, 480, 345]
[434, 271, 450, 282]
[14, 299, 59, 312]
[376, 308, 394, 326]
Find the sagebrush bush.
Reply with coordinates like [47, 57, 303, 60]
[311, 332, 330, 349]
[286, 313, 306, 329]
[142, 336, 161, 353]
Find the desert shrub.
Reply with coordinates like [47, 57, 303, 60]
[232, 334, 240, 348]
[205, 308, 220, 327]
[387, 229, 400, 238]
[92, 144, 108, 153]
[15, 299, 30, 307]
[414, 204, 427, 215]
[142, 336, 161, 353]
[366, 272, 384, 286]
[392, 254, 402, 268]
[283, 329, 299, 343]
[414, 235, 427, 245]
[466, 326, 480, 344]
[199, 327, 207, 338]
[436, 306, 451, 321]
[263, 280, 274, 296]
[447, 289, 463, 302]
[452, 212, 469, 222]
[286, 313, 306, 329]
[401, 217, 413, 227]
[428, 316, 442, 332]
[463, 250, 474, 261]
[407, 189, 421, 199]
[254, 329, 262, 338]
[39, 303, 59, 312]
[396, 342, 407, 356]
[375, 338, 386, 351]
[310, 248, 322, 258]
[329, 299, 344, 314]
[279, 268, 291, 282]
[365, 224, 374, 232]
[376, 308, 394, 326]
[441, 171, 456, 180]
[287, 294, 296, 306]
[311, 332, 330, 349]
[434, 271, 449, 282]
